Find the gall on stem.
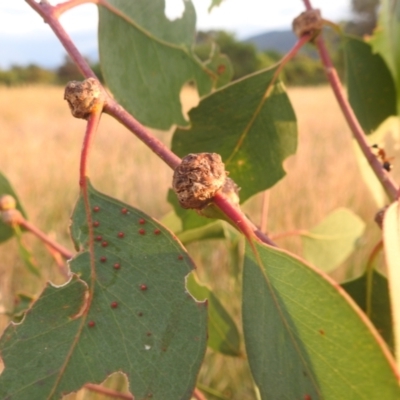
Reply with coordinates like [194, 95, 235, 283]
[26, 0, 275, 246]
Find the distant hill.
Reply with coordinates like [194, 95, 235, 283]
[244, 30, 297, 53]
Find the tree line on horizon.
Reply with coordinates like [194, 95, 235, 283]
[0, 0, 377, 87]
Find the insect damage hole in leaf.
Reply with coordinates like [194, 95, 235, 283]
[98, 0, 218, 129]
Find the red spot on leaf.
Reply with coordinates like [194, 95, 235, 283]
[154, 229, 161, 235]
[319, 329, 325, 335]
[139, 228, 146, 235]
[118, 232, 125, 238]
[140, 284, 148, 291]
[93, 206, 100, 212]
[146, 332, 152, 336]
[217, 64, 226, 74]
[139, 218, 146, 224]
[100, 256, 107, 262]
[121, 208, 128, 214]
[304, 395, 312, 400]
[88, 321, 95, 328]
[101, 241, 108, 247]
[93, 221, 100, 227]
[138, 312, 143, 317]
[95, 235, 102, 242]
[111, 301, 118, 308]
[178, 255, 183, 260]
[113, 263, 121, 270]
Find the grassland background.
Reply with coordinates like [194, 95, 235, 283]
[0, 84, 398, 399]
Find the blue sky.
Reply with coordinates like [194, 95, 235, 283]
[0, 0, 350, 68]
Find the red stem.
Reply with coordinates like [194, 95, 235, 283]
[270, 229, 308, 240]
[193, 388, 207, 400]
[104, 101, 182, 169]
[25, 0, 276, 246]
[80, 108, 103, 301]
[20, 219, 73, 259]
[84, 383, 134, 399]
[25, 0, 96, 79]
[300, 0, 399, 201]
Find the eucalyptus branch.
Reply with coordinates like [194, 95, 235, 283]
[84, 383, 134, 399]
[26, 0, 278, 248]
[301, 0, 399, 201]
[25, 0, 96, 78]
[20, 219, 73, 259]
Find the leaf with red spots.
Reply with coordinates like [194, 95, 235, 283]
[0, 181, 207, 400]
[243, 242, 400, 399]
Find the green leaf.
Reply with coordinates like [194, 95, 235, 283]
[344, 35, 397, 133]
[301, 208, 366, 273]
[383, 200, 400, 367]
[6, 292, 34, 323]
[171, 67, 297, 202]
[13, 225, 41, 277]
[167, 188, 216, 231]
[187, 273, 241, 356]
[0, 172, 27, 243]
[370, 0, 400, 111]
[243, 242, 400, 399]
[98, 0, 217, 129]
[342, 269, 393, 351]
[0, 182, 207, 400]
[208, 0, 224, 13]
[203, 45, 234, 89]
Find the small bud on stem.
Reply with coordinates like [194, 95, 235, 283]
[0, 194, 17, 211]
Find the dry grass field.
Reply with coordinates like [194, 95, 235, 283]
[0, 84, 396, 399]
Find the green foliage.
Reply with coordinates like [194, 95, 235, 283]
[383, 201, 400, 363]
[344, 35, 397, 133]
[302, 208, 366, 273]
[280, 54, 326, 86]
[0, 181, 207, 399]
[172, 66, 297, 203]
[342, 269, 393, 350]
[371, 0, 400, 112]
[195, 31, 262, 80]
[3, 1, 400, 399]
[0, 64, 56, 86]
[243, 242, 400, 399]
[187, 273, 242, 357]
[98, 0, 218, 129]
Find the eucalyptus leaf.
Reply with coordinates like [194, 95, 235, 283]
[342, 269, 393, 351]
[302, 208, 366, 273]
[243, 242, 400, 399]
[187, 273, 242, 357]
[98, 0, 217, 129]
[0, 181, 207, 400]
[370, 0, 400, 112]
[171, 67, 297, 202]
[344, 35, 396, 133]
[383, 200, 400, 367]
